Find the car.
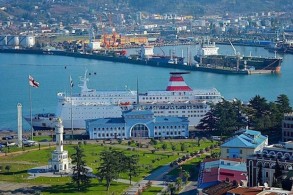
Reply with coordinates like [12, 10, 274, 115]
[23, 140, 37, 147]
[7, 142, 16, 146]
[0, 144, 5, 148]
[2, 136, 13, 140]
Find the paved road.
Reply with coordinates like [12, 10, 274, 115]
[124, 164, 176, 195]
[179, 181, 198, 195]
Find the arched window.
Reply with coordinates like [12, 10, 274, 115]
[131, 124, 149, 138]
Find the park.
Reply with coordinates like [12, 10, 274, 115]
[0, 136, 219, 194]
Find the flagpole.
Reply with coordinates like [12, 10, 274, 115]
[71, 84, 73, 141]
[28, 75, 39, 141]
[70, 76, 73, 141]
[29, 84, 33, 141]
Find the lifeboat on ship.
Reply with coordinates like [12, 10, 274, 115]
[119, 102, 131, 106]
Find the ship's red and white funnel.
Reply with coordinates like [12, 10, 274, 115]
[166, 72, 192, 91]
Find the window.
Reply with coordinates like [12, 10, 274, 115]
[227, 149, 229, 153]
[240, 150, 242, 154]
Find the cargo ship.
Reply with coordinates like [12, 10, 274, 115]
[265, 40, 293, 54]
[194, 42, 282, 74]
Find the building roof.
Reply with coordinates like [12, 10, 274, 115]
[221, 129, 267, 148]
[228, 187, 291, 195]
[86, 118, 125, 125]
[203, 182, 235, 195]
[227, 187, 263, 195]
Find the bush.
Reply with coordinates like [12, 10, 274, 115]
[152, 159, 156, 163]
[151, 149, 156, 154]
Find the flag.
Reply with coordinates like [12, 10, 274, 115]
[29, 75, 39, 88]
[70, 76, 74, 88]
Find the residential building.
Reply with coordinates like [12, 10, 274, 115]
[247, 141, 293, 187]
[198, 158, 247, 189]
[86, 109, 189, 139]
[221, 130, 268, 160]
[282, 113, 293, 142]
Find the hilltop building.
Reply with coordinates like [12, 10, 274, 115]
[221, 130, 268, 160]
[86, 109, 189, 139]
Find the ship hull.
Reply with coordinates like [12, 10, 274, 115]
[194, 55, 282, 72]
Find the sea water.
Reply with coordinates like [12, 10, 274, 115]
[0, 44, 292, 131]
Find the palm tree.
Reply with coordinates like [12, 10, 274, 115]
[175, 177, 182, 190]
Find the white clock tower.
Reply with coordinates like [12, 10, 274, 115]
[50, 118, 70, 173]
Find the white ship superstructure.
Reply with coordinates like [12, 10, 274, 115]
[25, 72, 222, 130]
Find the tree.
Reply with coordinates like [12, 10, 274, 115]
[175, 177, 182, 190]
[180, 143, 186, 152]
[167, 183, 176, 195]
[124, 155, 140, 184]
[71, 146, 91, 191]
[275, 94, 292, 114]
[196, 108, 217, 131]
[183, 171, 190, 183]
[272, 160, 283, 187]
[211, 152, 220, 158]
[171, 144, 176, 152]
[257, 164, 263, 186]
[97, 150, 124, 191]
[274, 160, 282, 179]
[162, 143, 167, 150]
[4, 165, 10, 173]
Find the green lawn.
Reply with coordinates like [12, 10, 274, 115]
[142, 186, 163, 195]
[41, 180, 129, 195]
[0, 139, 216, 194]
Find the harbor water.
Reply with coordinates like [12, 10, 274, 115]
[0, 44, 292, 131]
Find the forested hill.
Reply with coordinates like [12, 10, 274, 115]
[127, 0, 293, 15]
[0, 0, 292, 16]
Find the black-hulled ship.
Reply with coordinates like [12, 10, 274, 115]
[194, 42, 282, 73]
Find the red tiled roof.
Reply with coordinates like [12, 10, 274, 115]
[228, 187, 263, 195]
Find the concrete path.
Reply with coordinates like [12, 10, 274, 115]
[123, 164, 176, 195]
[179, 181, 198, 195]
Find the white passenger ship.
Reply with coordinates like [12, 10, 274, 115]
[25, 71, 222, 130]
